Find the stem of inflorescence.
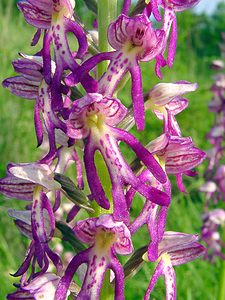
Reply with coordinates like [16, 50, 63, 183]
[97, 0, 117, 78]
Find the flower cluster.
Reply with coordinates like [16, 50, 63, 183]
[200, 32, 225, 261]
[1, 0, 205, 299]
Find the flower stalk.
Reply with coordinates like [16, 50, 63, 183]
[97, 0, 117, 77]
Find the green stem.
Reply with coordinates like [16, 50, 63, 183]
[97, 0, 117, 78]
[96, 4, 118, 299]
[218, 260, 225, 300]
[218, 226, 225, 300]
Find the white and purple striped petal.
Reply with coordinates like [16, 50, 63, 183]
[17, 0, 52, 29]
[0, 175, 35, 200]
[147, 82, 197, 107]
[8, 162, 61, 191]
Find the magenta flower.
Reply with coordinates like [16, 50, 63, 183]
[67, 14, 165, 130]
[67, 93, 169, 222]
[56, 214, 133, 300]
[18, 0, 94, 110]
[0, 163, 62, 278]
[2, 54, 66, 161]
[145, 81, 198, 136]
[146, 133, 206, 192]
[144, 231, 205, 300]
[146, 0, 201, 69]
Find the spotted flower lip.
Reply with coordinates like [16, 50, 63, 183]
[69, 13, 166, 130]
[67, 93, 168, 222]
[12, 189, 62, 279]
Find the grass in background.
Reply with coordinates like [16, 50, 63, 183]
[0, 1, 222, 299]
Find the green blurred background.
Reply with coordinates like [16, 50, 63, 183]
[0, 0, 225, 299]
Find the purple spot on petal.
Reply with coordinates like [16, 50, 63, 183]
[107, 75, 112, 82]
[116, 52, 122, 59]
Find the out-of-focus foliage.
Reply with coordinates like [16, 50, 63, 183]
[177, 2, 225, 58]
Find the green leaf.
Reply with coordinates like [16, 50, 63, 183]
[130, 0, 146, 17]
[56, 221, 86, 252]
[54, 173, 95, 213]
[123, 245, 148, 281]
[83, 0, 97, 14]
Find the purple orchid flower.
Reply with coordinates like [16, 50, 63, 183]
[18, 0, 94, 110]
[145, 81, 198, 136]
[144, 231, 205, 300]
[146, 133, 206, 192]
[66, 93, 169, 222]
[201, 209, 225, 261]
[146, 0, 201, 69]
[11, 189, 62, 280]
[199, 181, 217, 205]
[215, 165, 225, 201]
[7, 272, 60, 299]
[67, 14, 166, 130]
[2, 54, 67, 162]
[56, 214, 133, 300]
[0, 163, 62, 278]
